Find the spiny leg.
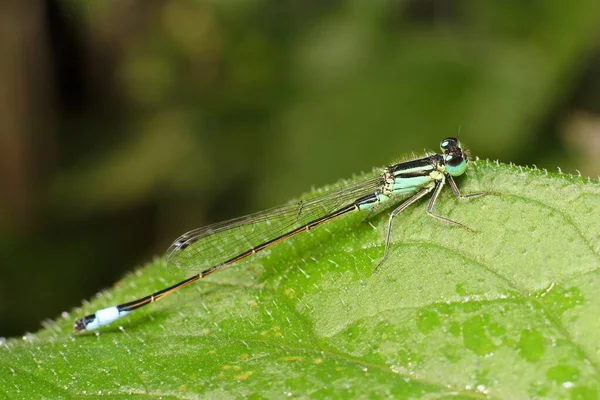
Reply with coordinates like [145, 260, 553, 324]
[447, 175, 490, 199]
[376, 186, 433, 270]
[426, 177, 473, 231]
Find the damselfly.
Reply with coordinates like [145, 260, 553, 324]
[74, 137, 486, 332]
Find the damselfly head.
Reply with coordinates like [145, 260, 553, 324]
[440, 137, 468, 176]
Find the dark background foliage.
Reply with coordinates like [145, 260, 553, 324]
[1, 0, 600, 337]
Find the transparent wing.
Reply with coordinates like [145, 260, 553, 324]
[165, 170, 385, 275]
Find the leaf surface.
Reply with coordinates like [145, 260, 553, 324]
[2, 161, 600, 399]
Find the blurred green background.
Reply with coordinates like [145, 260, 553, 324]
[1, 0, 600, 338]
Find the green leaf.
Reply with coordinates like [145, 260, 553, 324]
[2, 161, 600, 399]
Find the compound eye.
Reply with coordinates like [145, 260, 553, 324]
[445, 153, 464, 167]
[440, 137, 459, 151]
[445, 153, 468, 176]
